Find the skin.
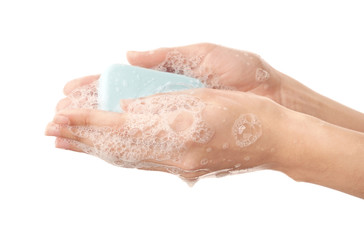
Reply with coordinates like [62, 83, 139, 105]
[49, 89, 282, 179]
[46, 43, 364, 198]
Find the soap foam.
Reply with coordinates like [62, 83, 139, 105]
[153, 50, 234, 90]
[60, 51, 262, 183]
[66, 81, 99, 110]
[67, 94, 215, 168]
[222, 143, 229, 150]
[232, 113, 262, 148]
[255, 68, 270, 83]
[153, 50, 202, 76]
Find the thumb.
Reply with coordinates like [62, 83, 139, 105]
[127, 48, 170, 68]
[127, 43, 218, 69]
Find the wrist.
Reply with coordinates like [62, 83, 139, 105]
[278, 72, 364, 132]
[278, 73, 321, 115]
[265, 106, 308, 176]
[272, 111, 325, 182]
[272, 109, 364, 197]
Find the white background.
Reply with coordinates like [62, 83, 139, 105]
[1, 0, 363, 239]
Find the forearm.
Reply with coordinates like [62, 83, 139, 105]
[275, 111, 364, 198]
[279, 73, 364, 132]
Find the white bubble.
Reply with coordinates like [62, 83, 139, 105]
[232, 113, 262, 148]
[153, 50, 235, 90]
[200, 158, 208, 165]
[67, 81, 99, 110]
[222, 143, 229, 149]
[62, 51, 266, 184]
[67, 94, 215, 169]
[256, 68, 270, 82]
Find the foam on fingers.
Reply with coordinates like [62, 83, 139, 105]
[66, 94, 214, 167]
[63, 75, 100, 95]
[55, 108, 126, 128]
[55, 49, 268, 182]
[65, 81, 99, 110]
[55, 137, 84, 153]
[152, 49, 237, 90]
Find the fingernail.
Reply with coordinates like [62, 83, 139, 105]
[45, 123, 60, 136]
[53, 115, 70, 125]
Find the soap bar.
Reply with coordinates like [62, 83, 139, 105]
[98, 64, 205, 112]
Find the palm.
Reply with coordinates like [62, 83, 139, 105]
[48, 89, 274, 181]
[59, 43, 282, 111]
[129, 43, 281, 102]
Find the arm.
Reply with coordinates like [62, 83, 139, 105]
[273, 108, 364, 198]
[279, 72, 364, 133]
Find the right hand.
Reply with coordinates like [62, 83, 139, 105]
[127, 43, 284, 103]
[58, 43, 284, 112]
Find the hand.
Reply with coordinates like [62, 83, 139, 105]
[47, 43, 364, 197]
[47, 89, 286, 182]
[56, 75, 100, 111]
[127, 43, 364, 132]
[59, 43, 364, 132]
[57, 43, 282, 113]
[127, 43, 283, 103]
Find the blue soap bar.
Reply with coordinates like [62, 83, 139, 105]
[98, 64, 205, 112]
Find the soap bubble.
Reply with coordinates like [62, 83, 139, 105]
[232, 113, 262, 148]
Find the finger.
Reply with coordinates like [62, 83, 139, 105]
[48, 108, 127, 147]
[54, 108, 126, 128]
[46, 122, 94, 146]
[127, 48, 170, 68]
[63, 75, 100, 96]
[127, 43, 218, 69]
[118, 88, 220, 114]
[56, 97, 71, 112]
[55, 137, 84, 153]
[117, 90, 192, 114]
